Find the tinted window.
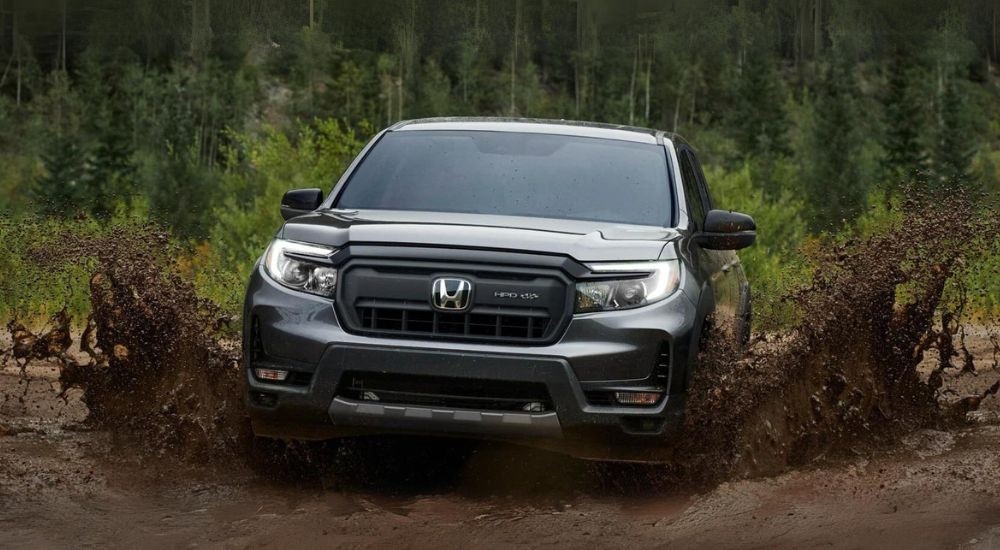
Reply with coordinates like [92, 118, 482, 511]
[689, 151, 714, 210]
[679, 151, 706, 228]
[335, 130, 673, 226]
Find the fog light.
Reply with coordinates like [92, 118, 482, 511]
[361, 391, 380, 401]
[522, 401, 546, 412]
[614, 391, 662, 406]
[254, 368, 288, 382]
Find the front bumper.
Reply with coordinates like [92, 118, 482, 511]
[244, 265, 698, 461]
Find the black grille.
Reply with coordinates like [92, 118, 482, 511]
[356, 300, 549, 341]
[338, 372, 552, 412]
[338, 261, 570, 344]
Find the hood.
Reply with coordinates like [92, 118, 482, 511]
[279, 209, 679, 262]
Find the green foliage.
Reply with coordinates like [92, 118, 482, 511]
[197, 119, 368, 311]
[881, 53, 931, 190]
[2, 0, 1000, 324]
[729, 55, 790, 167]
[0, 152, 41, 215]
[805, 58, 866, 232]
[0, 218, 100, 322]
[706, 164, 810, 329]
[416, 60, 453, 117]
[33, 135, 87, 217]
[931, 79, 978, 187]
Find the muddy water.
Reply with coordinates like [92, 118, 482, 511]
[4, 192, 1000, 483]
[2, 343, 1000, 548]
[675, 193, 1000, 480]
[7, 225, 247, 461]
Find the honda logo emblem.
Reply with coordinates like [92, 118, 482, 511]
[431, 278, 473, 311]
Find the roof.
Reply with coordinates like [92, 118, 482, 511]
[391, 117, 679, 145]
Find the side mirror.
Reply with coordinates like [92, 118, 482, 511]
[695, 209, 757, 251]
[280, 188, 324, 220]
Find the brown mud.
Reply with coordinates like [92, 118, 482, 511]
[675, 193, 1000, 480]
[3, 193, 1000, 547]
[2, 340, 999, 548]
[16, 226, 247, 461]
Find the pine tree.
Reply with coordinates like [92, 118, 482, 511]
[416, 59, 452, 117]
[806, 58, 866, 232]
[881, 53, 929, 190]
[731, 54, 792, 198]
[34, 136, 86, 218]
[931, 79, 976, 188]
[84, 113, 136, 219]
[732, 55, 790, 162]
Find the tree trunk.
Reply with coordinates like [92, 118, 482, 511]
[309, 0, 314, 29]
[61, 0, 67, 72]
[672, 69, 686, 133]
[574, 0, 582, 117]
[689, 76, 696, 125]
[795, 0, 807, 85]
[813, 0, 822, 59]
[384, 73, 393, 126]
[644, 40, 653, 123]
[737, 0, 746, 74]
[191, 0, 212, 62]
[396, 65, 402, 119]
[993, 9, 998, 68]
[395, 0, 417, 120]
[0, 0, 11, 89]
[13, 6, 19, 106]
[672, 92, 681, 133]
[0, 53, 11, 89]
[510, 0, 521, 115]
[628, 35, 639, 125]
[397, 74, 403, 122]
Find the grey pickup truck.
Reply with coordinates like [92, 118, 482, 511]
[242, 118, 755, 461]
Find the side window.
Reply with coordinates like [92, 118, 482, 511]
[679, 150, 707, 229]
[689, 151, 714, 211]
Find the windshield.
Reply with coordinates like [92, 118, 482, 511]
[334, 130, 673, 227]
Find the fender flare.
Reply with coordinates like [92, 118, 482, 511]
[679, 284, 715, 392]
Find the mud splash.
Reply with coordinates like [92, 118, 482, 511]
[677, 191, 1000, 480]
[11, 225, 247, 460]
[3, 192, 999, 481]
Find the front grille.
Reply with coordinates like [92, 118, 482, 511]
[338, 261, 571, 344]
[338, 372, 552, 412]
[356, 300, 549, 341]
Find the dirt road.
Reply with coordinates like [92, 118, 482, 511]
[2, 357, 1000, 550]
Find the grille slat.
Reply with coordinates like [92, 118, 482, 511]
[356, 303, 550, 342]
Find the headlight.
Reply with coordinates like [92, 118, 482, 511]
[263, 239, 338, 297]
[575, 261, 680, 313]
